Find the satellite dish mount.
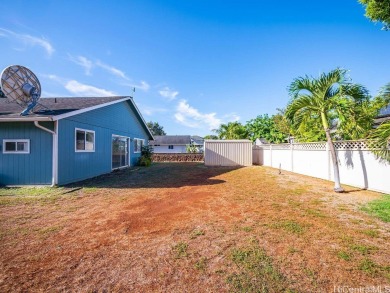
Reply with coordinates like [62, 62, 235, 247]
[0, 65, 42, 116]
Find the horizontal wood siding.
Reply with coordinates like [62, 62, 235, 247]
[57, 101, 149, 185]
[0, 122, 53, 185]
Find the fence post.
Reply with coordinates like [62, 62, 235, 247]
[270, 144, 273, 167]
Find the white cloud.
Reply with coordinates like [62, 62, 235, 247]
[68, 54, 93, 75]
[224, 113, 240, 122]
[65, 56, 150, 92]
[174, 99, 222, 130]
[65, 80, 116, 96]
[138, 104, 168, 116]
[0, 28, 54, 56]
[159, 87, 179, 101]
[41, 73, 116, 97]
[42, 90, 65, 97]
[40, 73, 67, 84]
[96, 60, 128, 79]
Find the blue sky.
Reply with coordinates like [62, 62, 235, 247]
[1, 0, 389, 136]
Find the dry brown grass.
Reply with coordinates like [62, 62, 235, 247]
[0, 163, 389, 292]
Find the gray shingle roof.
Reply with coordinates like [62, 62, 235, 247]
[190, 136, 204, 146]
[149, 135, 191, 145]
[0, 96, 126, 119]
[379, 105, 390, 117]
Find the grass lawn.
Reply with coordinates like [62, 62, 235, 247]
[1, 163, 389, 292]
[362, 195, 390, 223]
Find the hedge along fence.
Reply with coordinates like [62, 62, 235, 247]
[253, 140, 390, 194]
[152, 153, 204, 162]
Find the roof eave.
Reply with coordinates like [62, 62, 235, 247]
[127, 98, 154, 140]
[0, 117, 53, 122]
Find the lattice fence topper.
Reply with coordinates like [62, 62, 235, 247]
[270, 143, 291, 150]
[333, 140, 382, 150]
[257, 140, 382, 151]
[257, 145, 271, 150]
[293, 142, 326, 150]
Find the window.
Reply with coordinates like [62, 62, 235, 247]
[168, 145, 174, 149]
[134, 138, 144, 153]
[75, 128, 95, 152]
[3, 139, 30, 154]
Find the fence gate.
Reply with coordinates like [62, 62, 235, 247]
[204, 140, 252, 166]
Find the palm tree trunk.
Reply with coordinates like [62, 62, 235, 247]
[321, 112, 344, 193]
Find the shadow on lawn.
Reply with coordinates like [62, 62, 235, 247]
[66, 162, 242, 189]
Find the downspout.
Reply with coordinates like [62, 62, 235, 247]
[34, 121, 58, 187]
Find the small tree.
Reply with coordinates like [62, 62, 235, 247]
[213, 122, 248, 140]
[359, 0, 390, 30]
[203, 134, 218, 140]
[138, 145, 154, 166]
[147, 121, 166, 136]
[371, 121, 390, 161]
[286, 68, 369, 192]
[370, 83, 390, 161]
[246, 114, 287, 143]
[186, 144, 199, 153]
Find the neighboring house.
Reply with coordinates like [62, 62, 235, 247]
[0, 96, 153, 186]
[191, 135, 204, 152]
[150, 135, 190, 153]
[374, 104, 390, 127]
[149, 135, 204, 153]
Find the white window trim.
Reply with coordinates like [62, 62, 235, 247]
[112, 134, 130, 170]
[134, 138, 145, 153]
[75, 128, 95, 152]
[3, 139, 30, 154]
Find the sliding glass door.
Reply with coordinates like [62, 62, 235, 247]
[112, 135, 129, 169]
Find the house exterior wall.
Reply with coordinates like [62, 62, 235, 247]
[57, 101, 150, 185]
[152, 145, 187, 153]
[0, 122, 53, 185]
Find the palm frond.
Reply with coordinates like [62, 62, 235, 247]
[285, 95, 317, 123]
[379, 82, 390, 104]
[288, 76, 314, 98]
[324, 84, 340, 101]
[341, 83, 370, 102]
[370, 121, 390, 162]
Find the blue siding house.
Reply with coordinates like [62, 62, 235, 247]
[0, 96, 153, 185]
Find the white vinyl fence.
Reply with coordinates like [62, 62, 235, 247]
[205, 140, 252, 166]
[253, 140, 390, 194]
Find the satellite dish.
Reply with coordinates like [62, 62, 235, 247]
[0, 65, 41, 116]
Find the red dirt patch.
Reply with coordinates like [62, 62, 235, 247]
[1, 163, 389, 292]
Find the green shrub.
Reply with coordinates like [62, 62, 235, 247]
[138, 145, 154, 167]
[139, 157, 151, 166]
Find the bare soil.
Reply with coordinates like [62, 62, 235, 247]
[0, 163, 389, 292]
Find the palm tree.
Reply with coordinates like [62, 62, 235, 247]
[371, 121, 390, 161]
[371, 83, 390, 161]
[286, 68, 369, 192]
[213, 122, 248, 140]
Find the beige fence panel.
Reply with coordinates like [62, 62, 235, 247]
[204, 140, 252, 166]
